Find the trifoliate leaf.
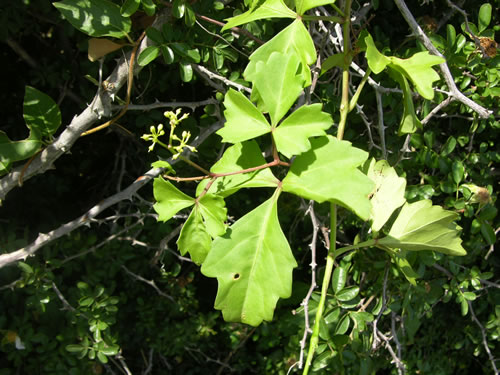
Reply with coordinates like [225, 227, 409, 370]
[222, 0, 296, 31]
[201, 189, 297, 326]
[177, 207, 211, 264]
[366, 159, 406, 232]
[378, 200, 466, 256]
[196, 141, 279, 197]
[273, 103, 332, 158]
[282, 136, 374, 220]
[253, 52, 304, 125]
[217, 89, 271, 143]
[153, 177, 195, 221]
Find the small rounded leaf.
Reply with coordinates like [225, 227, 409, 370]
[335, 286, 360, 302]
[138, 46, 160, 66]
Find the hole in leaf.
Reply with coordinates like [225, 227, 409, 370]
[233, 273, 240, 280]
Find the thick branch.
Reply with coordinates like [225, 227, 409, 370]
[0, 11, 171, 201]
[394, 0, 492, 119]
[0, 121, 221, 269]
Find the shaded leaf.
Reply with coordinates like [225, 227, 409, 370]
[253, 52, 304, 125]
[274, 103, 332, 158]
[201, 189, 297, 326]
[23, 86, 61, 138]
[321, 53, 344, 75]
[120, 0, 140, 17]
[153, 177, 195, 221]
[366, 159, 406, 232]
[196, 141, 279, 197]
[222, 0, 296, 31]
[177, 207, 212, 264]
[179, 62, 193, 82]
[390, 250, 419, 286]
[334, 313, 350, 335]
[137, 45, 160, 66]
[331, 265, 347, 294]
[198, 194, 227, 237]
[390, 69, 422, 134]
[336, 286, 359, 301]
[217, 89, 271, 143]
[53, 0, 132, 38]
[378, 200, 467, 256]
[282, 136, 374, 220]
[161, 45, 174, 64]
[0, 130, 41, 171]
[141, 0, 156, 16]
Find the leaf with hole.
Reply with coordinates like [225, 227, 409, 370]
[201, 189, 297, 326]
[53, 0, 132, 38]
[378, 200, 467, 256]
[283, 136, 374, 220]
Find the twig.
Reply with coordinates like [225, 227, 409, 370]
[0, 121, 222, 269]
[121, 265, 175, 303]
[468, 300, 499, 375]
[377, 330, 405, 375]
[216, 327, 256, 375]
[193, 64, 252, 93]
[391, 312, 405, 374]
[374, 89, 387, 159]
[142, 348, 154, 375]
[485, 226, 499, 260]
[393, 0, 492, 119]
[119, 98, 218, 112]
[372, 265, 390, 350]
[421, 96, 454, 126]
[297, 201, 320, 370]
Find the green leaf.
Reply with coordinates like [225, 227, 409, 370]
[184, 3, 196, 27]
[18, 261, 34, 274]
[195, 141, 279, 197]
[331, 265, 347, 294]
[151, 160, 175, 174]
[478, 3, 492, 32]
[161, 45, 175, 64]
[452, 160, 464, 184]
[216, 89, 271, 143]
[172, 0, 185, 18]
[198, 194, 227, 237]
[23, 86, 61, 138]
[253, 52, 304, 125]
[171, 43, 200, 63]
[362, 32, 390, 74]
[179, 62, 193, 82]
[282, 136, 374, 220]
[462, 291, 477, 301]
[201, 189, 297, 326]
[120, 0, 140, 17]
[378, 200, 467, 256]
[138, 45, 160, 66]
[295, 0, 335, 15]
[141, 0, 156, 16]
[145, 27, 164, 44]
[244, 20, 316, 87]
[222, 0, 296, 31]
[153, 177, 195, 221]
[177, 206, 212, 264]
[480, 221, 496, 245]
[0, 129, 42, 170]
[98, 343, 120, 356]
[390, 69, 422, 134]
[334, 313, 350, 335]
[274, 104, 332, 158]
[97, 351, 108, 364]
[390, 250, 419, 286]
[53, 0, 132, 38]
[336, 286, 359, 301]
[321, 53, 344, 75]
[66, 344, 85, 353]
[366, 159, 406, 232]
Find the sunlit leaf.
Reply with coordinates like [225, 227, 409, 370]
[201, 189, 297, 326]
[198, 194, 227, 237]
[366, 159, 406, 232]
[283, 136, 374, 220]
[23, 86, 61, 137]
[295, 0, 336, 15]
[216, 89, 271, 143]
[120, 0, 140, 17]
[389, 69, 422, 134]
[253, 52, 304, 125]
[53, 0, 132, 38]
[273, 103, 332, 158]
[177, 206, 212, 264]
[153, 177, 195, 221]
[378, 200, 467, 256]
[222, 0, 296, 31]
[0, 130, 41, 171]
[137, 45, 160, 66]
[196, 141, 279, 197]
[478, 3, 492, 32]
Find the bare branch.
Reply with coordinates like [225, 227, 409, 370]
[121, 265, 175, 303]
[394, 0, 492, 119]
[193, 64, 252, 94]
[0, 121, 221, 269]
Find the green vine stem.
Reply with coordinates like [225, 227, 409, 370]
[303, 1, 352, 373]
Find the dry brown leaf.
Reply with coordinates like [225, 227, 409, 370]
[88, 38, 125, 62]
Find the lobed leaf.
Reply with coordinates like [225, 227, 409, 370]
[378, 200, 467, 256]
[198, 194, 227, 238]
[153, 177, 195, 221]
[177, 207, 212, 264]
[273, 103, 332, 158]
[216, 89, 271, 143]
[201, 189, 297, 326]
[366, 159, 406, 232]
[282, 136, 374, 220]
[295, 0, 336, 15]
[196, 141, 279, 197]
[222, 0, 296, 31]
[53, 0, 132, 39]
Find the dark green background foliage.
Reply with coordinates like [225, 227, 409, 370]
[0, 0, 498, 374]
